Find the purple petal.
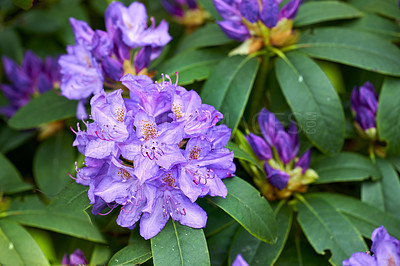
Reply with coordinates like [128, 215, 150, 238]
[162, 0, 184, 17]
[279, 0, 301, 20]
[69, 249, 87, 265]
[358, 81, 378, 114]
[355, 106, 376, 130]
[274, 131, 294, 164]
[216, 20, 251, 41]
[246, 133, 272, 161]
[134, 46, 152, 73]
[213, 0, 242, 21]
[240, 0, 259, 23]
[260, 0, 279, 28]
[342, 252, 377, 266]
[69, 17, 96, 49]
[287, 121, 299, 159]
[233, 254, 249, 266]
[257, 108, 284, 147]
[22, 50, 43, 79]
[296, 149, 311, 173]
[101, 56, 123, 81]
[264, 163, 289, 190]
[139, 194, 170, 240]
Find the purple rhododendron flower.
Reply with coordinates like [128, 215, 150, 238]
[62, 249, 87, 266]
[0, 51, 59, 117]
[71, 73, 235, 240]
[232, 254, 249, 266]
[59, 1, 171, 118]
[162, 0, 198, 18]
[351, 81, 378, 139]
[246, 108, 315, 191]
[343, 225, 400, 266]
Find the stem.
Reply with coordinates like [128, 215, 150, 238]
[369, 142, 376, 163]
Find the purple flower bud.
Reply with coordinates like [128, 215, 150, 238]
[279, 0, 301, 20]
[350, 81, 378, 131]
[295, 149, 311, 173]
[233, 254, 249, 266]
[217, 20, 251, 42]
[240, 0, 259, 23]
[343, 226, 400, 266]
[257, 108, 284, 147]
[260, 0, 279, 28]
[264, 163, 290, 190]
[246, 132, 272, 161]
[62, 249, 87, 266]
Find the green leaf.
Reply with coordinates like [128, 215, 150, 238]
[0, 124, 34, 154]
[298, 27, 400, 76]
[8, 90, 78, 130]
[0, 219, 49, 266]
[377, 78, 400, 156]
[0, 153, 32, 194]
[48, 182, 90, 213]
[208, 222, 239, 266]
[201, 55, 260, 132]
[151, 220, 210, 266]
[155, 49, 225, 86]
[294, 1, 362, 27]
[109, 242, 151, 266]
[10, 0, 33, 9]
[209, 177, 277, 243]
[376, 158, 400, 220]
[6, 196, 105, 243]
[33, 131, 75, 196]
[17, 10, 62, 33]
[229, 202, 292, 265]
[361, 181, 385, 211]
[90, 245, 112, 266]
[0, 29, 23, 62]
[196, 0, 222, 19]
[177, 23, 232, 53]
[294, 195, 367, 265]
[389, 156, 400, 172]
[275, 51, 345, 154]
[312, 152, 380, 183]
[308, 193, 400, 240]
[348, 0, 400, 20]
[344, 13, 400, 41]
[226, 141, 262, 170]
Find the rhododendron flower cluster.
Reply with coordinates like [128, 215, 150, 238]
[0, 51, 59, 117]
[72, 74, 235, 239]
[59, 1, 171, 118]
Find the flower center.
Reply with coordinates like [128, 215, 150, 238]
[188, 145, 201, 160]
[118, 168, 132, 180]
[140, 120, 159, 140]
[115, 107, 125, 122]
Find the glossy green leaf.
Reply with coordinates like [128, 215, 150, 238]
[229, 203, 292, 265]
[348, 0, 400, 20]
[294, 195, 367, 265]
[345, 13, 400, 41]
[6, 196, 105, 243]
[48, 182, 90, 212]
[151, 220, 210, 266]
[201, 55, 260, 132]
[298, 28, 400, 76]
[8, 90, 78, 130]
[294, 1, 362, 27]
[308, 193, 400, 240]
[361, 181, 385, 211]
[312, 152, 380, 183]
[109, 242, 151, 266]
[377, 78, 400, 156]
[196, 0, 222, 19]
[0, 220, 49, 266]
[156, 49, 225, 85]
[33, 131, 75, 196]
[0, 153, 32, 194]
[177, 23, 232, 53]
[209, 177, 277, 243]
[376, 158, 400, 220]
[275, 52, 345, 154]
[10, 0, 33, 9]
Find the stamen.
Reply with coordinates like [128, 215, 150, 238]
[68, 172, 77, 180]
[175, 72, 179, 86]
